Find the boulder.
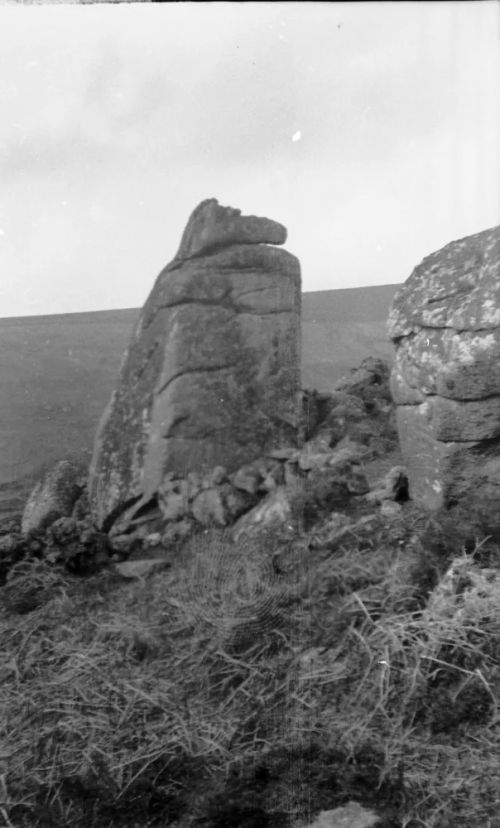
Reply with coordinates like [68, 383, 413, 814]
[22, 460, 84, 537]
[304, 802, 380, 828]
[230, 464, 262, 494]
[190, 483, 254, 528]
[232, 487, 293, 540]
[388, 225, 500, 521]
[379, 500, 403, 520]
[159, 492, 187, 522]
[190, 488, 227, 527]
[89, 199, 301, 530]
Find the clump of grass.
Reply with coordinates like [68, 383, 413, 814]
[1, 532, 306, 826]
[2, 520, 500, 827]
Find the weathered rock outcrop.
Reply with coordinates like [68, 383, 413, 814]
[89, 199, 301, 530]
[0, 355, 403, 583]
[22, 460, 84, 537]
[388, 225, 500, 522]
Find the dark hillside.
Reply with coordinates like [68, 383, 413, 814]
[0, 309, 138, 505]
[303, 283, 398, 325]
[302, 284, 398, 390]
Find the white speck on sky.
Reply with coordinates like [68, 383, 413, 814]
[0, 0, 499, 318]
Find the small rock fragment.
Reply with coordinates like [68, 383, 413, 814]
[305, 801, 380, 827]
[113, 558, 170, 581]
[22, 460, 84, 536]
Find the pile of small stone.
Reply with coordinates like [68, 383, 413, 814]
[0, 358, 403, 586]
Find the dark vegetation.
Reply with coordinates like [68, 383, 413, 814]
[1, 343, 500, 826]
[3, 501, 500, 827]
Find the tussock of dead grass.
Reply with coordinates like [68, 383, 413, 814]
[2, 522, 500, 826]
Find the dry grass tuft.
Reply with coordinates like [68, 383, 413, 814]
[2, 520, 500, 826]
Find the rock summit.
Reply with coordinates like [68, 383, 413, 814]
[89, 199, 301, 530]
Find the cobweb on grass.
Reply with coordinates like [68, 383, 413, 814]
[165, 530, 291, 653]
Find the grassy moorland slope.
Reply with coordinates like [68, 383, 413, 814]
[0, 285, 398, 507]
[3, 446, 500, 826]
[2, 294, 500, 827]
[302, 285, 397, 390]
[0, 309, 138, 511]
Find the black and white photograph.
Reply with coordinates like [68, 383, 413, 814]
[0, 2, 499, 826]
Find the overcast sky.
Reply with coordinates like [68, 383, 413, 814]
[0, 1, 499, 318]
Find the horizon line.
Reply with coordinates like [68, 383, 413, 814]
[0, 282, 401, 323]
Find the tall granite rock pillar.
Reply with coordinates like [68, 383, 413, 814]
[89, 199, 301, 530]
[388, 225, 500, 526]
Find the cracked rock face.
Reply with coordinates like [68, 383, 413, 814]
[388, 225, 500, 519]
[89, 199, 301, 530]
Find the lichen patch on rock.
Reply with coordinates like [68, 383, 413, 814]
[388, 224, 500, 525]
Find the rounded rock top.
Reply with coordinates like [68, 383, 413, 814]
[387, 224, 500, 338]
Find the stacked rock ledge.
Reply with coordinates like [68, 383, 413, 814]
[388, 224, 500, 521]
[88, 199, 301, 532]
